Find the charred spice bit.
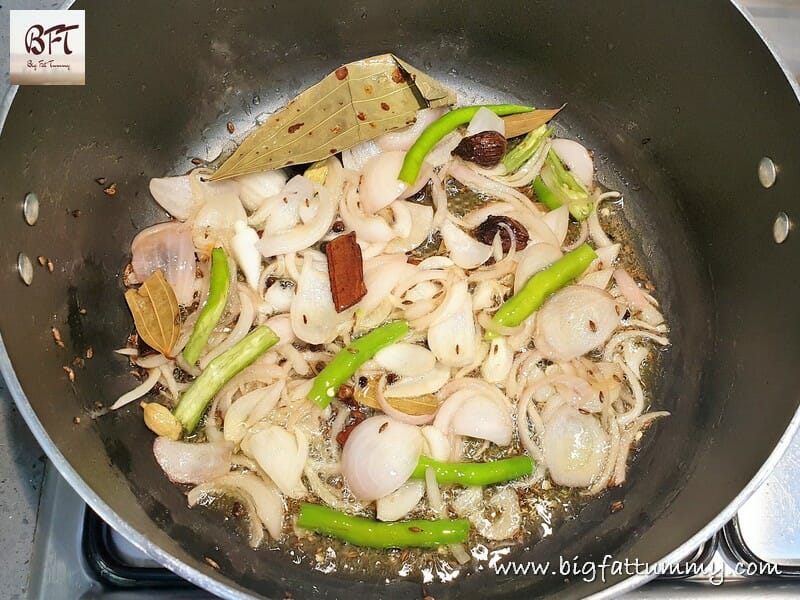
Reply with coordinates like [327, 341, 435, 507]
[588, 320, 598, 332]
[226, 121, 235, 134]
[71, 209, 81, 218]
[51, 326, 65, 348]
[103, 183, 117, 196]
[73, 416, 81, 425]
[331, 220, 345, 233]
[346, 347, 360, 355]
[337, 384, 354, 400]
[62, 365, 75, 383]
[191, 157, 203, 166]
[578, 408, 590, 415]
[95, 177, 107, 186]
[326, 231, 367, 312]
[358, 376, 368, 388]
[407, 526, 423, 533]
[378, 422, 389, 433]
[610, 500, 624, 514]
[386, 372, 399, 385]
[204, 557, 220, 570]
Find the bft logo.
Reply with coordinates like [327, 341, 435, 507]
[10, 10, 85, 85]
[25, 23, 80, 56]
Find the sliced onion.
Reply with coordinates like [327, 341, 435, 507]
[359, 254, 414, 316]
[188, 480, 264, 548]
[359, 151, 428, 214]
[469, 488, 521, 541]
[377, 107, 447, 151]
[384, 202, 434, 254]
[342, 139, 382, 172]
[236, 170, 288, 212]
[440, 220, 493, 269]
[375, 343, 436, 377]
[231, 221, 261, 290]
[340, 415, 423, 502]
[421, 425, 451, 462]
[256, 183, 335, 257]
[425, 131, 463, 168]
[551, 138, 594, 189]
[376, 479, 425, 522]
[191, 472, 285, 540]
[467, 106, 506, 136]
[514, 243, 563, 294]
[384, 363, 451, 398]
[131, 222, 196, 305]
[579, 267, 614, 290]
[613, 269, 664, 325]
[427, 279, 478, 367]
[376, 376, 436, 426]
[481, 337, 514, 384]
[223, 384, 282, 444]
[264, 313, 294, 346]
[149, 175, 194, 221]
[542, 205, 569, 247]
[533, 285, 620, 362]
[290, 252, 351, 344]
[434, 385, 513, 446]
[192, 191, 247, 250]
[265, 279, 294, 313]
[153, 437, 233, 484]
[241, 426, 307, 499]
[543, 405, 608, 487]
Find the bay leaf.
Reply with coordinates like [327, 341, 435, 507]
[502, 105, 566, 138]
[355, 380, 439, 416]
[125, 270, 180, 358]
[209, 54, 457, 180]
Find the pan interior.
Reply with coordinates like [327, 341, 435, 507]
[1, 1, 799, 599]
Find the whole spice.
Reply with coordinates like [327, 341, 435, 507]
[474, 215, 529, 251]
[451, 131, 508, 167]
[141, 401, 182, 440]
[124, 271, 180, 357]
[325, 231, 367, 312]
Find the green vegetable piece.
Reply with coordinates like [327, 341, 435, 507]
[308, 320, 409, 409]
[297, 503, 470, 548]
[537, 149, 594, 221]
[501, 125, 553, 174]
[489, 243, 597, 336]
[398, 104, 535, 186]
[411, 455, 533, 486]
[173, 326, 279, 433]
[182, 247, 230, 366]
[532, 175, 563, 212]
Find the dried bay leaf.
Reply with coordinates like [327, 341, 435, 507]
[502, 105, 566, 138]
[209, 54, 457, 180]
[125, 270, 180, 358]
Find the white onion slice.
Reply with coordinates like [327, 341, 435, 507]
[376, 479, 425, 522]
[375, 343, 436, 377]
[236, 170, 288, 212]
[579, 267, 614, 290]
[192, 192, 247, 250]
[359, 150, 409, 214]
[190, 472, 285, 540]
[481, 337, 514, 383]
[551, 138, 594, 189]
[342, 139, 381, 172]
[533, 285, 620, 361]
[187, 480, 264, 548]
[241, 426, 307, 499]
[427, 279, 478, 367]
[341, 415, 423, 502]
[290, 253, 350, 344]
[231, 221, 261, 290]
[440, 220, 493, 269]
[514, 243, 563, 294]
[467, 107, 505, 136]
[264, 313, 294, 346]
[256, 184, 335, 257]
[434, 386, 512, 446]
[265, 279, 294, 314]
[613, 269, 664, 325]
[383, 202, 434, 254]
[131, 221, 196, 305]
[543, 405, 608, 487]
[542, 205, 569, 247]
[149, 175, 194, 221]
[468, 488, 521, 541]
[153, 437, 233, 484]
[377, 107, 447, 151]
[223, 384, 282, 444]
[358, 254, 414, 315]
[420, 426, 452, 462]
[384, 363, 451, 398]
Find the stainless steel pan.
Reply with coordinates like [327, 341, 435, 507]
[2, 1, 800, 597]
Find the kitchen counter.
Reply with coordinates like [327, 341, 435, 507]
[1, 2, 799, 599]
